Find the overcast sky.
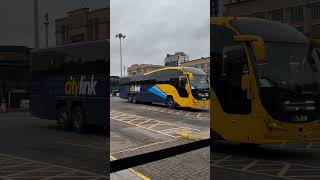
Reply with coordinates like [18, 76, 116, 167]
[0, 0, 108, 48]
[110, 0, 210, 76]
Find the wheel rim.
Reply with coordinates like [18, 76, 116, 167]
[167, 99, 174, 108]
[73, 111, 82, 129]
[60, 112, 67, 126]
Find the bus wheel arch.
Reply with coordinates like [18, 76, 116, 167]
[166, 96, 176, 109]
[71, 103, 87, 133]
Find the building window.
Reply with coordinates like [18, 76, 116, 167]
[312, 2, 320, 18]
[288, 5, 304, 22]
[201, 64, 205, 69]
[71, 34, 84, 43]
[267, 8, 284, 22]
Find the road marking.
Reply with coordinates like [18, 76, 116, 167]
[133, 105, 209, 120]
[146, 122, 162, 129]
[57, 141, 106, 150]
[278, 164, 290, 177]
[212, 153, 320, 180]
[197, 113, 201, 118]
[110, 155, 150, 180]
[241, 160, 258, 171]
[111, 139, 179, 155]
[0, 153, 107, 179]
[138, 119, 151, 125]
[160, 127, 188, 133]
[111, 110, 204, 139]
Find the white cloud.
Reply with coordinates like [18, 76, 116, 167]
[111, 0, 210, 76]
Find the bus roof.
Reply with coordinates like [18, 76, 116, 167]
[143, 66, 183, 75]
[31, 39, 109, 53]
[211, 17, 308, 44]
[143, 66, 207, 76]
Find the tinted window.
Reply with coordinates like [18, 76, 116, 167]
[211, 25, 251, 114]
[31, 41, 108, 75]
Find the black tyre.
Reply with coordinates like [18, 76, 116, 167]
[57, 106, 72, 131]
[128, 95, 133, 103]
[132, 95, 138, 104]
[72, 106, 87, 133]
[166, 97, 175, 109]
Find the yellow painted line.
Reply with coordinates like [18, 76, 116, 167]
[110, 155, 150, 180]
[111, 139, 178, 155]
[179, 130, 209, 141]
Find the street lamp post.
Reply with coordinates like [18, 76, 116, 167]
[115, 33, 126, 77]
[44, 13, 49, 48]
[34, 0, 39, 48]
[123, 64, 126, 77]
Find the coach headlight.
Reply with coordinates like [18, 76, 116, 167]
[198, 92, 209, 98]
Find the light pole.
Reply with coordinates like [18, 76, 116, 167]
[44, 13, 49, 48]
[34, 0, 39, 48]
[115, 33, 126, 77]
[123, 64, 126, 77]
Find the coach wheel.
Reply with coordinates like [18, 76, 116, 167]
[57, 106, 72, 131]
[128, 95, 133, 103]
[72, 106, 87, 133]
[166, 97, 175, 109]
[132, 95, 138, 104]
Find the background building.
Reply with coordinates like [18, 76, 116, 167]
[0, 46, 30, 109]
[164, 52, 189, 67]
[219, 0, 320, 37]
[181, 57, 210, 75]
[55, 7, 109, 45]
[127, 64, 165, 76]
[212, 0, 225, 16]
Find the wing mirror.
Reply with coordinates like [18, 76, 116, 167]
[234, 35, 265, 62]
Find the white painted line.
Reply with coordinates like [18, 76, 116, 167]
[7, 166, 52, 177]
[111, 117, 178, 138]
[212, 156, 232, 166]
[197, 113, 202, 119]
[160, 127, 184, 133]
[0, 153, 107, 177]
[146, 122, 161, 129]
[40, 171, 77, 180]
[137, 119, 151, 125]
[241, 160, 258, 171]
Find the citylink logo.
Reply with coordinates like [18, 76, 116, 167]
[65, 75, 97, 96]
[130, 85, 141, 92]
